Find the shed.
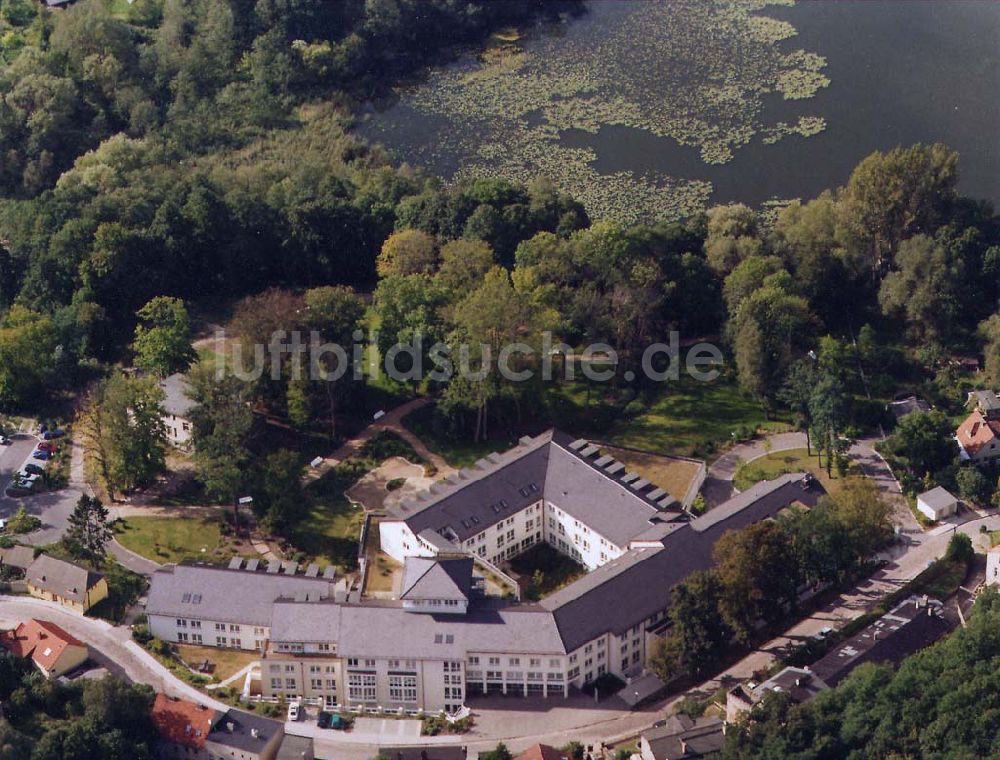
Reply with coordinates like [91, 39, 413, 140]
[916, 486, 958, 522]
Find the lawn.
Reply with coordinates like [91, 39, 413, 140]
[174, 644, 259, 682]
[606, 374, 791, 458]
[599, 445, 702, 503]
[733, 448, 853, 494]
[115, 515, 247, 564]
[508, 543, 587, 601]
[287, 496, 364, 571]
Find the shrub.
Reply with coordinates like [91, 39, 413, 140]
[7, 507, 40, 534]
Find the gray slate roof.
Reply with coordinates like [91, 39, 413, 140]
[160, 373, 196, 418]
[0, 545, 36, 571]
[272, 599, 565, 658]
[400, 557, 474, 601]
[25, 554, 104, 604]
[918, 485, 957, 510]
[643, 715, 724, 760]
[402, 431, 669, 548]
[147, 563, 334, 627]
[208, 709, 282, 753]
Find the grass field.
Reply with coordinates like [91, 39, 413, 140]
[509, 543, 587, 601]
[607, 375, 791, 457]
[733, 448, 854, 494]
[175, 644, 259, 682]
[115, 516, 242, 564]
[287, 496, 364, 570]
[599, 445, 702, 503]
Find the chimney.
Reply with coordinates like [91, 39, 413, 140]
[251, 728, 259, 739]
[226, 722, 234, 733]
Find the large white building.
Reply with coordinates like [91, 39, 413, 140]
[146, 431, 826, 714]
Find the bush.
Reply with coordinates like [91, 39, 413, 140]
[386, 477, 406, 491]
[7, 507, 41, 534]
[945, 533, 974, 564]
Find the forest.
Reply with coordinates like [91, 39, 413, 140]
[2, 0, 1000, 472]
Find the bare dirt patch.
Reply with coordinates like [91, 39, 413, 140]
[345, 456, 435, 512]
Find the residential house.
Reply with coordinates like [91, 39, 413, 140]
[160, 373, 195, 449]
[916, 486, 958, 522]
[151, 694, 218, 760]
[639, 715, 725, 760]
[986, 546, 1000, 587]
[513, 745, 568, 760]
[151, 695, 292, 760]
[725, 666, 827, 723]
[378, 748, 467, 760]
[954, 410, 1000, 465]
[887, 395, 930, 422]
[205, 708, 285, 760]
[0, 619, 89, 678]
[810, 596, 950, 688]
[967, 390, 1000, 418]
[0, 545, 36, 578]
[24, 554, 108, 613]
[275, 735, 315, 760]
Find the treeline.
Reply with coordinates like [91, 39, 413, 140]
[722, 587, 1000, 759]
[649, 480, 894, 682]
[0, 655, 157, 760]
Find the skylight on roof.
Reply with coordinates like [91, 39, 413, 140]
[192, 594, 202, 604]
[182, 593, 191, 603]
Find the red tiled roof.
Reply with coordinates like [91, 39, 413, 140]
[151, 694, 219, 750]
[0, 619, 86, 673]
[514, 745, 569, 760]
[956, 410, 1000, 455]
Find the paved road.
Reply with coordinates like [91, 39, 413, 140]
[0, 595, 229, 712]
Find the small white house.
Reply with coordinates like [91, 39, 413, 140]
[987, 546, 1000, 587]
[159, 373, 195, 449]
[916, 486, 958, 522]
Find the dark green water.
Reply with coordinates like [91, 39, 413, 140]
[362, 0, 1000, 211]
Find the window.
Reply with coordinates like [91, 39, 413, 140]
[468, 656, 480, 665]
[549, 658, 560, 668]
[177, 632, 189, 642]
[191, 634, 202, 644]
[389, 674, 418, 702]
[215, 623, 225, 632]
[530, 658, 541, 667]
[216, 636, 227, 646]
[229, 624, 240, 632]
[348, 673, 377, 702]
[270, 678, 282, 690]
[509, 657, 520, 666]
[488, 657, 500, 666]
[318, 643, 331, 652]
[190, 620, 201, 629]
[347, 658, 358, 667]
[311, 678, 323, 689]
[285, 678, 296, 689]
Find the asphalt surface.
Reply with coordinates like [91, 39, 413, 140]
[0, 433, 82, 546]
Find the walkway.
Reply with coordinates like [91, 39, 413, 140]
[304, 397, 455, 484]
[702, 431, 807, 505]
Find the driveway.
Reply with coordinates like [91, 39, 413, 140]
[702, 431, 807, 505]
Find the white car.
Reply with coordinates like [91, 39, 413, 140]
[17, 470, 39, 483]
[813, 626, 834, 641]
[0, 519, 7, 532]
[0, 436, 10, 445]
[287, 702, 300, 722]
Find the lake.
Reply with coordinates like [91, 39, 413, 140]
[359, 0, 1000, 223]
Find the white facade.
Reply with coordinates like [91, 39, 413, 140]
[916, 487, 958, 522]
[148, 614, 269, 651]
[164, 412, 192, 448]
[988, 547, 1000, 587]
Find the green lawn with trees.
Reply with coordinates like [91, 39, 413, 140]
[114, 515, 229, 564]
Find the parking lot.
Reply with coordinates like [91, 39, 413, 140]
[0, 432, 81, 545]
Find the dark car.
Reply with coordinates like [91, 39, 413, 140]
[31, 450, 52, 460]
[42, 429, 65, 441]
[37, 441, 57, 453]
[23, 463, 44, 476]
[317, 712, 330, 729]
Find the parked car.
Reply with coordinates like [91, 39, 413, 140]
[31, 450, 51, 461]
[0, 435, 11, 445]
[0, 518, 7, 532]
[23, 463, 44, 476]
[37, 441, 57, 453]
[42, 429, 65, 441]
[287, 702, 300, 722]
[317, 712, 330, 729]
[5, 484, 31, 497]
[16, 471, 39, 484]
[813, 626, 834, 641]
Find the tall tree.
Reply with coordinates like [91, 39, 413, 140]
[132, 296, 196, 377]
[64, 495, 113, 564]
